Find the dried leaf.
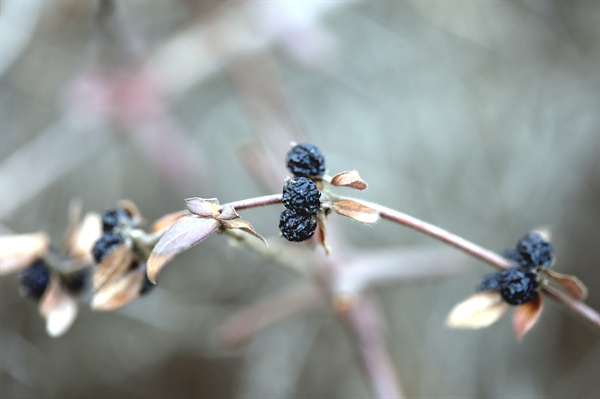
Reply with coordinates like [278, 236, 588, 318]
[185, 197, 220, 218]
[92, 267, 145, 311]
[548, 270, 588, 301]
[315, 213, 330, 255]
[330, 170, 368, 190]
[217, 204, 240, 221]
[0, 233, 50, 275]
[69, 213, 102, 264]
[93, 241, 133, 291]
[39, 279, 78, 337]
[118, 200, 142, 222]
[333, 200, 379, 224]
[513, 293, 543, 341]
[222, 220, 267, 247]
[151, 210, 188, 233]
[147, 216, 219, 283]
[446, 291, 509, 329]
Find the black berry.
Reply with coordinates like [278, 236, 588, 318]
[476, 272, 501, 293]
[279, 208, 317, 242]
[92, 232, 124, 264]
[516, 232, 553, 268]
[497, 267, 537, 305]
[285, 143, 326, 177]
[282, 177, 321, 215]
[101, 208, 132, 232]
[20, 260, 50, 301]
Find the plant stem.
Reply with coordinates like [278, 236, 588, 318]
[220, 193, 282, 212]
[350, 199, 600, 331]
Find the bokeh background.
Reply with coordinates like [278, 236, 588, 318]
[1, 1, 599, 398]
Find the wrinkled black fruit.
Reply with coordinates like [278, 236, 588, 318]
[279, 208, 316, 242]
[498, 267, 537, 305]
[516, 232, 553, 268]
[282, 177, 321, 215]
[101, 208, 132, 232]
[92, 232, 124, 264]
[20, 260, 50, 301]
[285, 143, 326, 177]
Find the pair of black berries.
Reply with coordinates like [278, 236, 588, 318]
[19, 259, 89, 301]
[92, 208, 131, 264]
[279, 143, 325, 242]
[476, 232, 554, 305]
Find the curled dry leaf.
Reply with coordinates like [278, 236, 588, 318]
[92, 267, 145, 311]
[222, 219, 267, 247]
[93, 241, 134, 291]
[446, 291, 509, 329]
[315, 213, 330, 255]
[39, 279, 78, 337]
[333, 199, 379, 224]
[185, 197, 220, 218]
[330, 170, 368, 190]
[151, 210, 188, 233]
[513, 293, 543, 341]
[118, 199, 142, 222]
[147, 216, 219, 283]
[548, 270, 588, 301]
[70, 213, 102, 264]
[217, 204, 240, 221]
[0, 233, 50, 275]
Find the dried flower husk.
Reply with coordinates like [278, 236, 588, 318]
[330, 170, 368, 190]
[446, 291, 509, 329]
[547, 270, 588, 301]
[0, 233, 50, 275]
[39, 278, 78, 337]
[333, 199, 379, 224]
[513, 292, 543, 341]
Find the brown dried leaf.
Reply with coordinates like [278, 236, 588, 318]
[118, 199, 142, 222]
[69, 213, 102, 264]
[217, 204, 240, 221]
[151, 210, 188, 233]
[548, 270, 588, 301]
[513, 293, 543, 341]
[93, 241, 133, 291]
[39, 279, 78, 337]
[330, 170, 368, 190]
[92, 267, 145, 311]
[333, 200, 379, 224]
[147, 216, 219, 283]
[0, 233, 50, 275]
[185, 197, 220, 218]
[446, 291, 509, 329]
[222, 220, 267, 247]
[315, 213, 330, 255]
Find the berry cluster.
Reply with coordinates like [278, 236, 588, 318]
[92, 207, 134, 263]
[476, 232, 552, 305]
[279, 144, 325, 242]
[19, 259, 51, 301]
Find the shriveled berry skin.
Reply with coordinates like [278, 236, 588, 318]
[92, 232, 124, 264]
[20, 260, 50, 301]
[102, 208, 131, 232]
[476, 272, 501, 293]
[498, 267, 537, 305]
[516, 232, 553, 268]
[285, 143, 326, 177]
[282, 177, 321, 215]
[279, 209, 316, 242]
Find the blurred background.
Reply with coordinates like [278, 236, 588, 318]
[1, 1, 598, 398]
